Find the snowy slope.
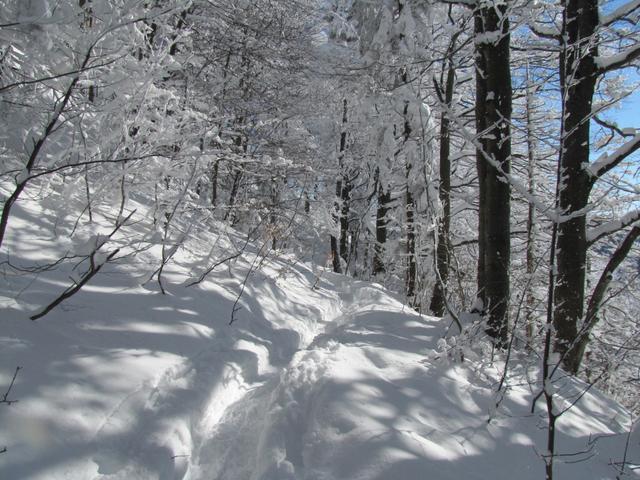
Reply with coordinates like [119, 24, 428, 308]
[1, 194, 638, 480]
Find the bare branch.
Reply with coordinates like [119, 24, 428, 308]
[1, 366, 21, 406]
[30, 210, 135, 320]
[593, 115, 636, 139]
[571, 226, 640, 368]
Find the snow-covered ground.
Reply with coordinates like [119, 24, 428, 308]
[1, 194, 638, 480]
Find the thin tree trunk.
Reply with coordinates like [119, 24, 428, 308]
[0, 50, 90, 248]
[224, 169, 242, 222]
[405, 186, 416, 304]
[401, 89, 417, 306]
[573, 226, 640, 370]
[330, 98, 349, 274]
[339, 176, 351, 266]
[430, 54, 455, 316]
[211, 160, 219, 207]
[525, 60, 537, 343]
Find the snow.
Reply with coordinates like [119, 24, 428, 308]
[1, 196, 638, 480]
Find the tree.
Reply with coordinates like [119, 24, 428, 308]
[550, 0, 640, 373]
[474, 0, 513, 346]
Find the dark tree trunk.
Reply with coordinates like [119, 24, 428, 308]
[430, 55, 455, 317]
[330, 99, 349, 274]
[474, 2, 512, 346]
[330, 235, 341, 273]
[373, 172, 391, 276]
[401, 92, 417, 306]
[339, 176, 351, 265]
[405, 187, 416, 304]
[552, 0, 598, 373]
[210, 160, 219, 207]
[224, 169, 242, 222]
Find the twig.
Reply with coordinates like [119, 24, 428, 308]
[1, 366, 21, 405]
[615, 417, 636, 479]
[229, 240, 270, 325]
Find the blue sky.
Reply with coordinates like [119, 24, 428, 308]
[604, 86, 640, 127]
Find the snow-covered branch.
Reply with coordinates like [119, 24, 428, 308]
[587, 132, 640, 181]
[528, 22, 561, 40]
[600, 0, 640, 27]
[587, 209, 640, 245]
[595, 42, 640, 73]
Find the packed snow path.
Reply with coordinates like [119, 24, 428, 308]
[1, 201, 637, 479]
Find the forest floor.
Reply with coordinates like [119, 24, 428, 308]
[0, 193, 637, 480]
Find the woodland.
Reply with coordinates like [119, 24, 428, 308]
[1, 0, 640, 478]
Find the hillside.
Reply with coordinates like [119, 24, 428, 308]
[0, 194, 637, 480]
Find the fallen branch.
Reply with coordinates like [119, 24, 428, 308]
[30, 210, 135, 320]
[30, 248, 120, 320]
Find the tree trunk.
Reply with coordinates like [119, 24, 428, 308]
[525, 61, 537, 343]
[401, 92, 417, 306]
[339, 175, 351, 266]
[405, 187, 416, 305]
[373, 172, 391, 276]
[211, 160, 219, 207]
[224, 169, 242, 222]
[430, 56, 455, 317]
[552, 0, 598, 373]
[474, 1, 512, 346]
[573, 226, 640, 368]
[330, 98, 349, 274]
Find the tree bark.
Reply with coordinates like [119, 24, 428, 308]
[330, 98, 349, 274]
[525, 61, 537, 343]
[339, 175, 352, 266]
[401, 92, 417, 306]
[430, 54, 455, 317]
[552, 0, 598, 373]
[474, 1, 512, 346]
[373, 171, 391, 276]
